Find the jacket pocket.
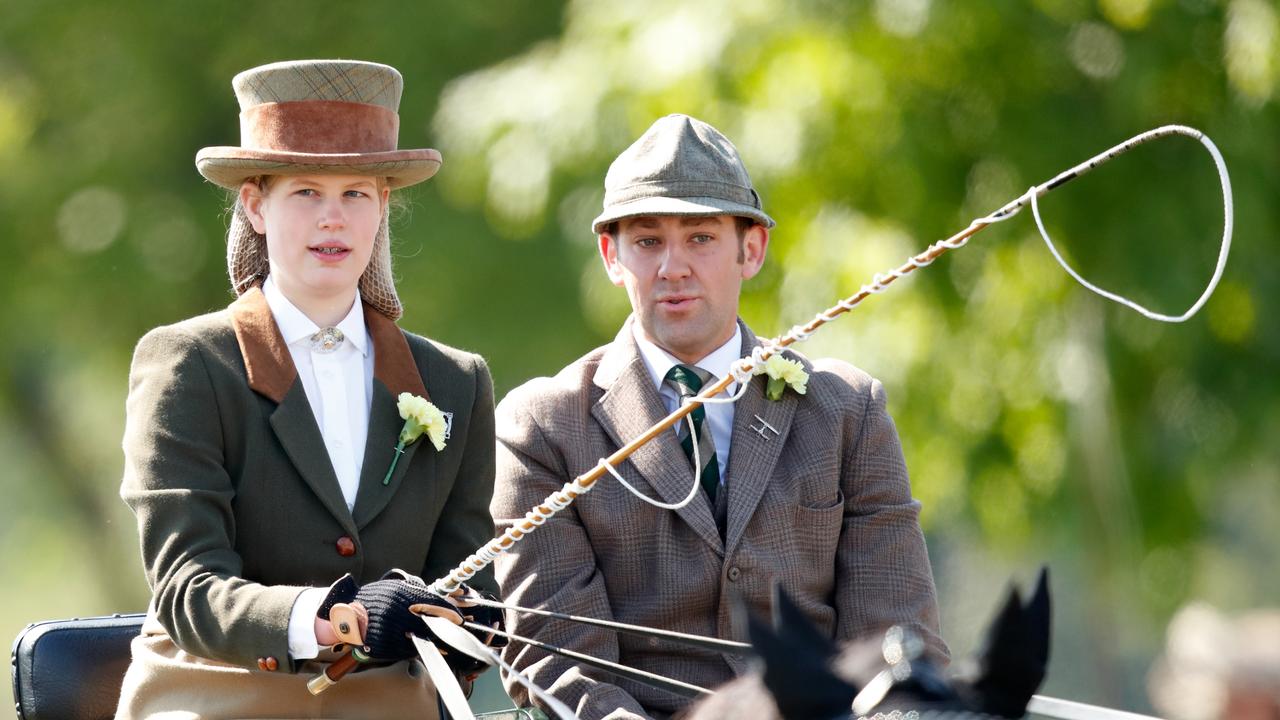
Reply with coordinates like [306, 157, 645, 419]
[789, 490, 845, 570]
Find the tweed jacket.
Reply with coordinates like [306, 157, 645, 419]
[491, 319, 947, 720]
[120, 287, 496, 673]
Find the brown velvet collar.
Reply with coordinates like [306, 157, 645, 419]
[363, 301, 429, 400]
[229, 287, 428, 403]
[230, 288, 295, 403]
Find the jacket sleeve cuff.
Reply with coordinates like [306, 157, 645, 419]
[287, 587, 329, 660]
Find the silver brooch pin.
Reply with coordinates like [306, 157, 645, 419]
[309, 327, 345, 354]
[750, 414, 780, 439]
[442, 411, 454, 440]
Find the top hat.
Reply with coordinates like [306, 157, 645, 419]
[591, 114, 775, 233]
[196, 59, 441, 190]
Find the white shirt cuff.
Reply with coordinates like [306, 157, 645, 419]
[287, 587, 330, 660]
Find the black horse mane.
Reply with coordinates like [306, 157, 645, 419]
[687, 568, 1051, 720]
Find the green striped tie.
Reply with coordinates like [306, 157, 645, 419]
[664, 364, 721, 501]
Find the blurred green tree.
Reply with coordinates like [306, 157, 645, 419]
[2, 0, 1276, 715]
[429, 0, 1278, 711]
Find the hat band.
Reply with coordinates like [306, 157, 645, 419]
[240, 100, 399, 154]
[605, 178, 760, 209]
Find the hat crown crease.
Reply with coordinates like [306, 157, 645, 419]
[592, 113, 775, 232]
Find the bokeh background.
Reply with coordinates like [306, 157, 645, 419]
[2, 0, 1276, 716]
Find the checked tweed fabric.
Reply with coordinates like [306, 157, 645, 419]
[232, 59, 402, 111]
[663, 364, 721, 500]
[490, 319, 946, 719]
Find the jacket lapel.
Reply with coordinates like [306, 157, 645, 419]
[723, 325, 797, 556]
[591, 320, 724, 554]
[270, 384, 358, 536]
[230, 288, 355, 535]
[353, 304, 431, 529]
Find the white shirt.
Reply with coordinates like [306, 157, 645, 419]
[632, 322, 741, 482]
[262, 276, 373, 510]
[262, 276, 375, 660]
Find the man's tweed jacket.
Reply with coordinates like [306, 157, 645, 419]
[119, 287, 496, 671]
[491, 319, 947, 720]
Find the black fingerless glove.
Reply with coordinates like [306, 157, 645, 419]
[317, 570, 458, 663]
[457, 588, 507, 649]
[445, 585, 508, 678]
[356, 574, 456, 661]
[317, 574, 360, 620]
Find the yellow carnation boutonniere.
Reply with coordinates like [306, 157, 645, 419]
[383, 393, 449, 485]
[755, 354, 809, 401]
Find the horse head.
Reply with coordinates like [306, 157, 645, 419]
[687, 568, 1050, 720]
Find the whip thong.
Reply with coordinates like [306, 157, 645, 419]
[432, 123, 1233, 594]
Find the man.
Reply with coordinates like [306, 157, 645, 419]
[490, 114, 947, 719]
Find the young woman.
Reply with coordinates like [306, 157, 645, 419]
[115, 59, 496, 719]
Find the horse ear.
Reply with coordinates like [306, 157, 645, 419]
[955, 566, 1052, 718]
[1026, 566, 1051, 666]
[772, 584, 839, 658]
[746, 585, 857, 720]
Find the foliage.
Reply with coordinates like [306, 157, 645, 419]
[2, 0, 1277, 714]
[433, 0, 1279, 709]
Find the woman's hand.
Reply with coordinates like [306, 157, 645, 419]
[316, 571, 462, 661]
[314, 602, 369, 646]
[442, 584, 507, 679]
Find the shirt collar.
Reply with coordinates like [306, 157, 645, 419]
[262, 275, 369, 356]
[632, 320, 742, 395]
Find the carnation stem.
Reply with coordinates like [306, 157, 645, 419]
[383, 441, 406, 485]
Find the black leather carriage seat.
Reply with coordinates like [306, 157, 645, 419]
[10, 614, 547, 720]
[11, 614, 144, 720]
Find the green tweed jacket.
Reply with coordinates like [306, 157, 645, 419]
[120, 287, 496, 672]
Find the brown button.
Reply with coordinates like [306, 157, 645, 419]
[727, 566, 741, 582]
[335, 536, 356, 557]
